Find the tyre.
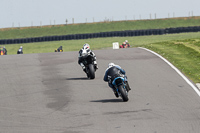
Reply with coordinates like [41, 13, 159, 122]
[88, 64, 95, 79]
[118, 85, 129, 102]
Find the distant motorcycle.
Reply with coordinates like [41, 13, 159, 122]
[81, 52, 97, 79]
[55, 46, 63, 52]
[17, 49, 23, 54]
[0, 47, 7, 55]
[17, 46, 23, 54]
[112, 75, 129, 102]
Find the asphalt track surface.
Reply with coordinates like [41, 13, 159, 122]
[0, 48, 200, 133]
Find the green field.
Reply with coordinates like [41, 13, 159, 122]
[0, 17, 200, 84]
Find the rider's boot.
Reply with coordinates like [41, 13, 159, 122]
[80, 63, 86, 72]
[94, 61, 98, 70]
[114, 91, 119, 97]
[112, 88, 119, 97]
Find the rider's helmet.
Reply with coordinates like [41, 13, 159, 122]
[20, 46, 22, 48]
[108, 63, 115, 68]
[125, 40, 128, 43]
[83, 43, 90, 50]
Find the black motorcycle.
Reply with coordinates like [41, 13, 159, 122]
[17, 50, 23, 54]
[81, 53, 97, 79]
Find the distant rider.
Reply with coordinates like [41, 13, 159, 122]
[17, 46, 23, 54]
[122, 40, 130, 48]
[103, 63, 131, 97]
[3, 46, 7, 55]
[55, 46, 63, 52]
[78, 43, 98, 72]
[125, 40, 130, 47]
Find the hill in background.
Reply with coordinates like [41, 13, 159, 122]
[0, 16, 200, 40]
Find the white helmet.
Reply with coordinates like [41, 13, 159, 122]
[125, 40, 128, 43]
[108, 63, 115, 68]
[20, 46, 22, 48]
[83, 43, 90, 50]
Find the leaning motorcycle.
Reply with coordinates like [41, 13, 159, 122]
[81, 53, 97, 79]
[112, 76, 129, 102]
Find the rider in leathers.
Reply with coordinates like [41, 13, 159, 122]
[104, 63, 131, 97]
[17, 46, 23, 54]
[78, 43, 98, 72]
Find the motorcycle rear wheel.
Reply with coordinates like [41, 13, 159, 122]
[88, 64, 95, 79]
[118, 85, 129, 102]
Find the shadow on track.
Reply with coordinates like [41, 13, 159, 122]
[67, 77, 88, 80]
[90, 99, 123, 103]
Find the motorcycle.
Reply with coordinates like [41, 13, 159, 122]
[112, 76, 129, 102]
[81, 52, 97, 79]
[0, 47, 7, 55]
[55, 46, 63, 52]
[17, 49, 23, 54]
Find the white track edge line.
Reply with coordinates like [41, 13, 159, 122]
[138, 47, 200, 97]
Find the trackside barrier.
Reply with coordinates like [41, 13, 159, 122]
[0, 26, 200, 44]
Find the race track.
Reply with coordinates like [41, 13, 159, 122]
[0, 48, 200, 133]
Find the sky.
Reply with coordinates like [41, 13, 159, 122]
[0, 0, 200, 28]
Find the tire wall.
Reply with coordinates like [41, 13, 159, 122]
[0, 26, 200, 44]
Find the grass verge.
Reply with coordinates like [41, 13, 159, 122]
[142, 38, 200, 83]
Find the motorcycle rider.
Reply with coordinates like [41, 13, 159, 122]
[122, 40, 130, 48]
[78, 43, 98, 72]
[3, 46, 7, 55]
[55, 46, 63, 52]
[17, 46, 23, 54]
[103, 63, 131, 97]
